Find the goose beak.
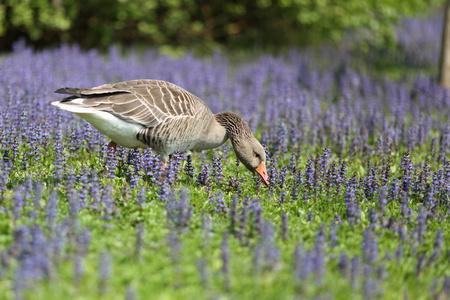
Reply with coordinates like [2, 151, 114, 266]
[255, 161, 269, 186]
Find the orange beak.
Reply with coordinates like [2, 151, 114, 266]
[255, 161, 269, 186]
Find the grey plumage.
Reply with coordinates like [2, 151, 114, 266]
[52, 79, 269, 184]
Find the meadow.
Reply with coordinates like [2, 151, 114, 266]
[0, 16, 449, 299]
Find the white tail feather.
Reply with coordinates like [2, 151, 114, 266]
[51, 101, 97, 114]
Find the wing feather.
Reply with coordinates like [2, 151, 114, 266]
[54, 80, 210, 128]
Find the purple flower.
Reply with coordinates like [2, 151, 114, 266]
[105, 147, 117, 179]
[196, 258, 209, 289]
[52, 129, 65, 184]
[9, 225, 54, 297]
[338, 161, 347, 186]
[73, 254, 85, 285]
[275, 122, 288, 153]
[134, 224, 145, 259]
[101, 183, 115, 219]
[312, 226, 326, 283]
[89, 172, 102, 211]
[46, 191, 58, 230]
[364, 167, 379, 200]
[280, 212, 289, 240]
[307, 211, 315, 222]
[135, 186, 147, 207]
[344, 184, 360, 224]
[156, 176, 170, 202]
[368, 208, 379, 229]
[362, 229, 378, 264]
[184, 154, 195, 179]
[395, 244, 404, 261]
[126, 164, 139, 189]
[165, 188, 193, 230]
[338, 252, 349, 276]
[443, 276, 450, 296]
[378, 186, 387, 211]
[76, 229, 91, 256]
[399, 191, 412, 219]
[166, 151, 183, 186]
[415, 205, 429, 243]
[416, 253, 425, 276]
[228, 176, 243, 196]
[363, 269, 379, 299]
[423, 186, 437, 211]
[98, 251, 112, 294]
[167, 233, 182, 267]
[254, 221, 280, 272]
[31, 180, 43, 212]
[202, 213, 212, 241]
[210, 192, 228, 214]
[329, 224, 339, 247]
[0, 166, 9, 202]
[289, 152, 297, 171]
[320, 147, 331, 173]
[389, 178, 400, 203]
[196, 164, 211, 188]
[221, 233, 230, 291]
[229, 195, 239, 233]
[293, 243, 306, 281]
[381, 164, 391, 187]
[12, 188, 25, 219]
[350, 256, 361, 288]
[400, 151, 413, 192]
[212, 155, 223, 185]
[427, 228, 444, 264]
[304, 157, 315, 189]
[279, 166, 288, 187]
[268, 158, 278, 187]
[439, 126, 450, 162]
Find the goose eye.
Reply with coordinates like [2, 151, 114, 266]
[254, 153, 260, 158]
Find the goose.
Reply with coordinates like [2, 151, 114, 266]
[52, 79, 269, 185]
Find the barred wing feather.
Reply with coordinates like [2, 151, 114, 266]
[56, 80, 207, 128]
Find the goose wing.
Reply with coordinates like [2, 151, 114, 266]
[54, 79, 209, 127]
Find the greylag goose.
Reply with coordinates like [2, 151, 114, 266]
[52, 79, 269, 185]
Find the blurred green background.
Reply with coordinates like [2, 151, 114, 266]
[0, 0, 444, 53]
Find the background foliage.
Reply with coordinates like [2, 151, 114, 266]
[0, 0, 444, 52]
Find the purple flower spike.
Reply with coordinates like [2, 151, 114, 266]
[212, 155, 224, 185]
[165, 188, 193, 231]
[362, 229, 378, 265]
[136, 187, 147, 207]
[210, 192, 229, 214]
[98, 251, 112, 294]
[134, 224, 145, 259]
[254, 221, 280, 273]
[197, 164, 211, 188]
[73, 254, 85, 285]
[105, 147, 117, 179]
[280, 212, 289, 240]
[46, 191, 59, 230]
[197, 258, 209, 289]
[184, 154, 195, 179]
[221, 233, 231, 291]
[12, 188, 25, 219]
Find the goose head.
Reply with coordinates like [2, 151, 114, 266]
[234, 137, 269, 185]
[215, 111, 269, 186]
